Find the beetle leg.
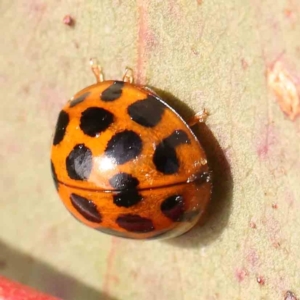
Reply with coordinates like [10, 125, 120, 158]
[89, 58, 104, 83]
[123, 67, 134, 84]
[188, 109, 209, 126]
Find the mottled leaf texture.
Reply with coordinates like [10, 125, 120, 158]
[1, 0, 299, 299]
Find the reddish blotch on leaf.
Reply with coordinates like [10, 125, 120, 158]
[63, 15, 74, 26]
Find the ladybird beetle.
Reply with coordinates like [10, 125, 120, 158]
[50, 59, 212, 240]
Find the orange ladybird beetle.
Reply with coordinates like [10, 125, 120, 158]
[50, 58, 212, 240]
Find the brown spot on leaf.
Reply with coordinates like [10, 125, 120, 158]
[235, 268, 248, 282]
[0, 259, 7, 269]
[285, 291, 298, 300]
[256, 123, 278, 159]
[256, 276, 265, 285]
[63, 15, 75, 26]
[191, 47, 200, 56]
[284, 9, 293, 18]
[273, 241, 281, 248]
[250, 221, 257, 229]
[247, 249, 259, 267]
[241, 58, 249, 70]
[267, 60, 300, 120]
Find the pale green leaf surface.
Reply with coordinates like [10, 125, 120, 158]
[0, 0, 299, 299]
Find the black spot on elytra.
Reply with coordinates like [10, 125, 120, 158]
[127, 95, 165, 127]
[153, 130, 191, 174]
[109, 173, 142, 207]
[66, 144, 93, 180]
[165, 129, 191, 146]
[50, 161, 59, 190]
[70, 193, 102, 223]
[69, 92, 91, 107]
[80, 107, 114, 137]
[116, 214, 154, 233]
[101, 81, 124, 102]
[53, 110, 69, 145]
[113, 190, 142, 208]
[153, 146, 178, 174]
[161, 195, 185, 221]
[105, 130, 142, 165]
[109, 173, 139, 190]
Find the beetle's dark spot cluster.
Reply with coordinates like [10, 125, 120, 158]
[69, 92, 91, 107]
[50, 161, 59, 190]
[109, 173, 139, 190]
[109, 173, 142, 207]
[161, 195, 185, 221]
[113, 190, 142, 208]
[70, 193, 102, 223]
[80, 107, 114, 137]
[153, 144, 178, 174]
[53, 110, 69, 145]
[153, 130, 191, 174]
[101, 81, 124, 102]
[166, 130, 191, 147]
[116, 214, 154, 233]
[66, 144, 93, 180]
[105, 130, 142, 165]
[127, 95, 165, 127]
